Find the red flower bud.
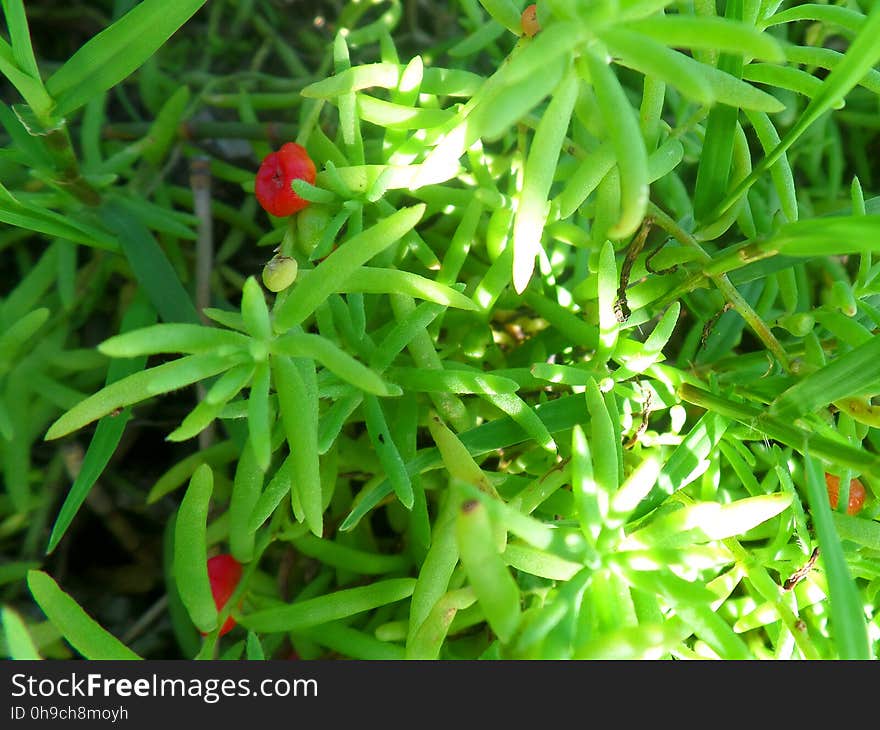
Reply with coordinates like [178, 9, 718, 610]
[824, 473, 866, 516]
[255, 142, 316, 217]
[205, 554, 242, 637]
[521, 4, 540, 38]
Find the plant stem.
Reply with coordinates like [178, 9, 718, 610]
[648, 202, 791, 372]
[44, 125, 101, 206]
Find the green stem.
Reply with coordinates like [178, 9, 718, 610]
[679, 384, 880, 479]
[648, 202, 791, 372]
[44, 125, 101, 206]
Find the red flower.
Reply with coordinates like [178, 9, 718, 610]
[824, 473, 866, 516]
[255, 142, 316, 217]
[206, 554, 242, 637]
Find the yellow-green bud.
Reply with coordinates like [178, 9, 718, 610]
[262, 255, 298, 292]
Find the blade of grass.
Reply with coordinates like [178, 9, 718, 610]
[101, 199, 200, 324]
[45, 0, 208, 117]
[46, 294, 156, 553]
[803, 456, 870, 659]
[707, 3, 880, 223]
[770, 335, 880, 421]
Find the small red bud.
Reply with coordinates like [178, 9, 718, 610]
[205, 554, 242, 637]
[824, 473, 866, 516]
[521, 4, 540, 38]
[255, 142, 316, 217]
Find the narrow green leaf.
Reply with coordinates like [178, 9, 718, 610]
[625, 15, 784, 61]
[247, 456, 293, 533]
[241, 578, 416, 633]
[166, 400, 225, 443]
[272, 332, 399, 397]
[204, 364, 254, 406]
[745, 109, 798, 222]
[476, 0, 522, 35]
[692, 0, 745, 220]
[681, 385, 880, 480]
[1, 1, 41, 80]
[623, 494, 792, 549]
[245, 632, 265, 660]
[241, 276, 271, 341]
[831, 512, 880, 550]
[572, 425, 602, 542]
[301, 63, 402, 98]
[576, 622, 688, 660]
[0, 44, 51, 115]
[291, 535, 409, 574]
[456, 496, 521, 643]
[468, 54, 567, 143]
[141, 85, 191, 166]
[597, 240, 619, 357]
[407, 498, 459, 644]
[583, 51, 648, 239]
[741, 64, 826, 101]
[611, 456, 662, 520]
[602, 27, 784, 113]
[1, 606, 41, 659]
[356, 94, 452, 130]
[503, 544, 581, 581]
[317, 392, 363, 455]
[46, 0, 209, 116]
[47, 297, 157, 553]
[763, 4, 864, 34]
[803, 456, 870, 659]
[709, 3, 880, 222]
[274, 356, 322, 537]
[0, 185, 117, 249]
[247, 361, 272, 472]
[0, 101, 52, 168]
[342, 394, 593, 532]
[512, 67, 578, 293]
[173, 464, 217, 634]
[482, 392, 556, 452]
[489, 24, 588, 109]
[229, 443, 263, 563]
[784, 45, 880, 95]
[99, 323, 249, 357]
[274, 204, 425, 330]
[44, 353, 236, 440]
[27, 571, 141, 659]
[406, 588, 476, 660]
[585, 378, 618, 494]
[0, 307, 48, 364]
[555, 142, 616, 220]
[634, 412, 730, 520]
[389, 367, 518, 395]
[299, 267, 479, 311]
[301, 621, 405, 660]
[101, 200, 201, 324]
[363, 394, 413, 508]
[770, 335, 880, 420]
[427, 413, 496, 496]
